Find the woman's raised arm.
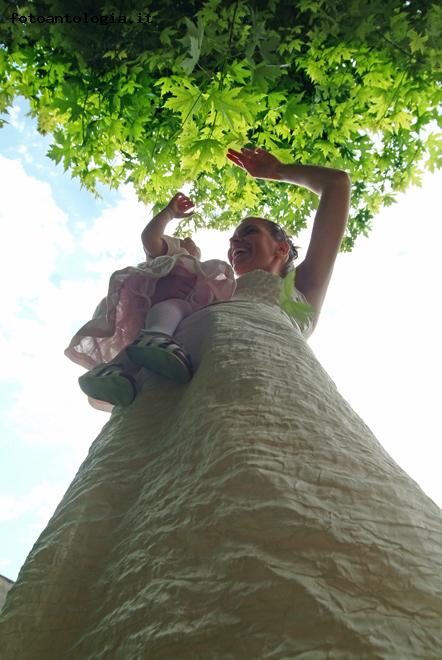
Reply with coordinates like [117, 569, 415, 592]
[227, 147, 351, 324]
[275, 161, 351, 324]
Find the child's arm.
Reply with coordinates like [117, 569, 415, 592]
[141, 206, 173, 257]
[141, 193, 194, 258]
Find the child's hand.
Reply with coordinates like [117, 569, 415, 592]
[166, 192, 195, 219]
[180, 236, 201, 259]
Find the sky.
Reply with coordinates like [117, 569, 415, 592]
[0, 99, 441, 583]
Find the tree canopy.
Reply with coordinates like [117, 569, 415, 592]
[1, 0, 441, 246]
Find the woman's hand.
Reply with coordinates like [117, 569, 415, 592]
[166, 192, 195, 219]
[226, 146, 282, 180]
[151, 272, 197, 304]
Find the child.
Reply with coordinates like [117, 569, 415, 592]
[65, 193, 236, 411]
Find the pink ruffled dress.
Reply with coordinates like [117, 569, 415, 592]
[65, 234, 236, 373]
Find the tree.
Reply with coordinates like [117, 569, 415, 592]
[1, 0, 441, 247]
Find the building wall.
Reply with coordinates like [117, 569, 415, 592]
[0, 574, 14, 612]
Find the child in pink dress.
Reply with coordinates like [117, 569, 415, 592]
[65, 193, 236, 411]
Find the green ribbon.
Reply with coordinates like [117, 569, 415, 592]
[279, 270, 314, 324]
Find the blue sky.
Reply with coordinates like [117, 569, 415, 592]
[1, 98, 441, 582]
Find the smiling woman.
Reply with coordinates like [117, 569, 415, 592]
[0, 148, 441, 658]
[228, 217, 300, 278]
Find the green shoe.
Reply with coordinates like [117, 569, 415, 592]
[78, 364, 137, 407]
[126, 331, 193, 384]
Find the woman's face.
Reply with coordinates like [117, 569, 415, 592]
[227, 217, 289, 276]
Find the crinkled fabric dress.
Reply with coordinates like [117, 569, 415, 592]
[1, 270, 441, 659]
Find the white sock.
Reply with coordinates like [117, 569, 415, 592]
[144, 298, 193, 336]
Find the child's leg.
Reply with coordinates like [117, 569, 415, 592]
[127, 298, 194, 383]
[78, 345, 143, 408]
[77, 300, 195, 405]
[144, 298, 193, 335]
[108, 346, 140, 374]
[78, 353, 138, 407]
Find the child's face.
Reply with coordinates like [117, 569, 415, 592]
[180, 237, 201, 259]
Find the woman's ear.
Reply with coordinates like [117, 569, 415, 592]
[278, 241, 290, 258]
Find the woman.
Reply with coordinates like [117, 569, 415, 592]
[1, 148, 441, 659]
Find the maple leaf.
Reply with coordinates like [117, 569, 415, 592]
[209, 88, 252, 129]
[164, 83, 203, 120]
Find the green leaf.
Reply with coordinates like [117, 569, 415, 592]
[284, 98, 309, 131]
[227, 61, 252, 84]
[305, 60, 328, 85]
[408, 29, 428, 55]
[187, 138, 225, 168]
[178, 16, 205, 74]
[164, 82, 203, 119]
[252, 63, 287, 92]
[209, 87, 251, 128]
[279, 270, 314, 323]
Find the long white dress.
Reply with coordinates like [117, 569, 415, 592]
[1, 269, 441, 659]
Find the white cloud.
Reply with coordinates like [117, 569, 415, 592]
[7, 104, 25, 132]
[0, 277, 110, 452]
[0, 156, 106, 451]
[0, 482, 65, 525]
[80, 184, 153, 268]
[0, 156, 74, 317]
[0, 156, 79, 389]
